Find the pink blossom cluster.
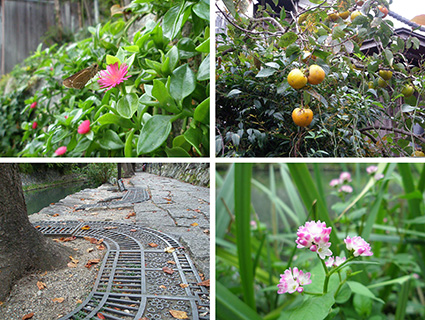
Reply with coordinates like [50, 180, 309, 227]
[277, 267, 311, 294]
[329, 172, 353, 193]
[296, 220, 333, 259]
[344, 236, 373, 257]
[366, 166, 384, 180]
[325, 256, 346, 268]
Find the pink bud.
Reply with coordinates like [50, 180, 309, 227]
[32, 122, 38, 129]
[78, 120, 91, 134]
[64, 115, 68, 119]
[55, 146, 67, 156]
[30, 102, 37, 109]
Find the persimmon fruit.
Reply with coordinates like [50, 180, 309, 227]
[287, 69, 307, 89]
[292, 108, 313, 127]
[308, 65, 325, 85]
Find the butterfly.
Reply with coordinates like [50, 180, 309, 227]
[63, 63, 98, 89]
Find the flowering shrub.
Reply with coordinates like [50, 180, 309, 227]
[1, 0, 209, 157]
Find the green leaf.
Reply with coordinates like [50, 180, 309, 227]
[99, 129, 125, 150]
[194, 97, 210, 124]
[193, 0, 209, 21]
[165, 146, 191, 157]
[124, 129, 135, 157]
[195, 38, 210, 53]
[163, 2, 192, 40]
[165, 46, 179, 72]
[278, 32, 297, 47]
[384, 49, 394, 66]
[97, 113, 134, 128]
[347, 281, 384, 304]
[137, 115, 173, 154]
[183, 127, 204, 156]
[123, 45, 139, 53]
[197, 53, 210, 81]
[256, 68, 276, 78]
[172, 135, 191, 151]
[109, 20, 125, 35]
[151, 79, 181, 113]
[116, 93, 139, 119]
[106, 55, 121, 66]
[170, 64, 196, 102]
[280, 292, 335, 320]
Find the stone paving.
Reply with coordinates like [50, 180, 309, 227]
[28, 172, 210, 319]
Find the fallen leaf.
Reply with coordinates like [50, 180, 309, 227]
[167, 260, 176, 265]
[37, 281, 46, 290]
[22, 312, 34, 320]
[0, 301, 3, 306]
[87, 248, 94, 253]
[164, 247, 175, 253]
[81, 225, 91, 230]
[34, 225, 40, 229]
[97, 313, 106, 320]
[148, 243, 158, 247]
[69, 256, 79, 264]
[190, 222, 198, 227]
[162, 266, 174, 275]
[52, 213, 59, 217]
[203, 229, 209, 234]
[125, 212, 136, 219]
[179, 283, 189, 288]
[103, 226, 118, 230]
[85, 259, 101, 268]
[76, 299, 83, 304]
[197, 279, 210, 287]
[194, 209, 201, 212]
[67, 262, 77, 268]
[97, 244, 105, 250]
[90, 212, 98, 216]
[52, 297, 65, 303]
[130, 229, 137, 232]
[169, 310, 188, 319]
[159, 285, 166, 289]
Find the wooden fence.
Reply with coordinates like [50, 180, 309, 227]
[0, 0, 85, 75]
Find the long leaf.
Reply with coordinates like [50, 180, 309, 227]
[216, 281, 262, 320]
[234, 163, 256, 310]
[216, 165, 235, 239]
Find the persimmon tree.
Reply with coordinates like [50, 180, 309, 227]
[216, 0, 425, 157]
[0, 164, 72, 301]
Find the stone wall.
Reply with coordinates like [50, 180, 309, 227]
[135, 163, 209, 187]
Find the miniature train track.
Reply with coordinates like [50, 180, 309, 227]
[33, 221, 209, 320]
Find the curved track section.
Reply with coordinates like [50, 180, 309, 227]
[33, 221, 209, 320]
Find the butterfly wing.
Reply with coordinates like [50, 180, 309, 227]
[63, 64, 98, 89]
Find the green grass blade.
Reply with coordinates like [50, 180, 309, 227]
[216, 165, 235, 239]
[234, 163, 256, 310]
[216, 281, 262, 320]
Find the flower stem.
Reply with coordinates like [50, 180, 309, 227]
[320, 258, 330, 294]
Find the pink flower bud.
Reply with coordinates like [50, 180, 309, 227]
[55, 146, 67, 156]
[32, 122, 38, 129]
[78, 120, 91, 134]
[30, 102, 37, 109]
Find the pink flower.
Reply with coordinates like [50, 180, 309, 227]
[339, 172, 352, 183]
[326, 256, 346, 267]
[344, 236, 373, 257]
[98, 62, 130, 91]
[374, 173, 384, 180]
[329, 179, 340, 187]
[65, 115, 68, 119]
[32, 122, 38, 129]
[55, 146, 67, 156]
[366, 165, 378, 174]
[296, 220, 332, 259]
[78, 120, 91, 134]
[30, 102, 37, 109]
[277, 267, 311, 294]
[339, 185, 353, 193]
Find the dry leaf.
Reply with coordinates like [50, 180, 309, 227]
[97, 244, 105, 250]
[130, 229, 137, 232]
[162, 266, 174, 275]
[36, 281, 46, 290]
[164, 247, 175, 253]
[87, 248, 94, 253]
[103, 226, 118, 230]
[97, 313, 106, 320]
[81, 225, 91, 230]
[34, 225, 40, 229]
[148, 243, 158, 248]
[52, 297, 65, 303]
[67, 262, 77, 268]
[197, 279, 210, 287]
[203, 229, 209, 234]
[0, 301, 3, 306]
[52, 213, 59, 217]
[125, 212, 136, 219]
[22, 312, 34, 320]
[167, 260, 176, 265]
[85, 259, 101, 268]
[90, 212, 98, 216]
[179, 283, 189, 288]
[190, 222, 198, 227]
[69, 256, 79, 264]
[159, 285, 166, 289]
[169, 310, 188, 319]
[76, 299, 83, 304]
[194, 209, 201, 212]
